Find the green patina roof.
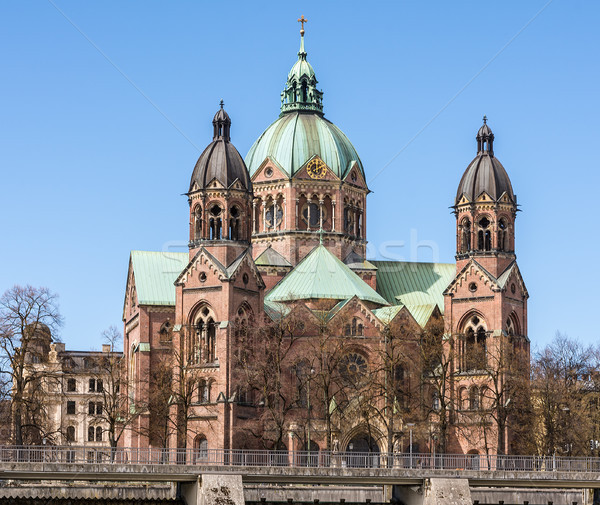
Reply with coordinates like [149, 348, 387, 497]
[130, 251, 188, 306]
[372, 305, 405, 325]
[372, 261, 455, 313]
[255, 246, 293, 267]
[265, 245, 388, 306]
[245, 112, 364, 180]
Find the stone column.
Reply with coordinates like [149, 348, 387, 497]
[262, 198, 267, 233]
[319, 199, 324, 231]
[307, 200, 312, 231]
[295, 199, 299, 229]
[332, 201, 336, 232]
[252, 200, 256, 234]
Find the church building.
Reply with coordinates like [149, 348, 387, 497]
[121, 20, 529, 457]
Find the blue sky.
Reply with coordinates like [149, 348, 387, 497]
[1, 1, 598, 352]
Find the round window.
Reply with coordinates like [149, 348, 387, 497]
[469, 282, 478, 293]
[242, 273, 249, 285]
[265, 167, 273, 178]
[351, 171, 357, 182]
[199, 272, 207, 283]
[511, 283, 516, 294]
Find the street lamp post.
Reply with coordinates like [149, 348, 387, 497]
[406, 423, 415, 468]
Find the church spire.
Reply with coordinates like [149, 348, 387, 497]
[280, 16, 324, 116]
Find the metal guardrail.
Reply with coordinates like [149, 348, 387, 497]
[1, 446, 600, 473]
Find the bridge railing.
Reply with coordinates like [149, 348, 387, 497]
[1, 445, 600, 473]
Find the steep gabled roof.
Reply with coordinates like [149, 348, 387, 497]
[265, 245, 388, 306]
[129, 251, 188, 306]
[372, 261, 455, 312]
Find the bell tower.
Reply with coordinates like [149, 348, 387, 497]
[187, 102, 253, 266]
[454, 116, 517, 278]
[444, 117, 529, 454]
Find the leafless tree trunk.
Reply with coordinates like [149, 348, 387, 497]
[0, 285, 62, 446]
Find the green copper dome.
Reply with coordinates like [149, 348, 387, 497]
[245, 112, 364, 179]
[245, 30, 364, 179]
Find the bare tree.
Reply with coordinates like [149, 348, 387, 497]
[0, 285, 62, 446]
[88, 326, 140, 453]
[418, 315, 454, 454]
[531, 333, 598, 456]
[367, 312, 420, 453]
[233, 305, 304, 450]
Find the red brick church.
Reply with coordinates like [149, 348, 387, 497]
[121, 23, 529, 457]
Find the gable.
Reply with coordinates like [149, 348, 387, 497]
[497, 262, 529, 298]
[251, 157, 289, 183]
[294, 155, 339, 181]
[444, 259, 499, 297]
[342, 161, 368, 189]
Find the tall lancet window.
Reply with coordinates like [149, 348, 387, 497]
[461, 218, 471, 253]
[194, 207, 202, 240]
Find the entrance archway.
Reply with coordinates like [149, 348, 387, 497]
[345, 434, 380, 468]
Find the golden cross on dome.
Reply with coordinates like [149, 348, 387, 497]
[298, 15, 307, 35]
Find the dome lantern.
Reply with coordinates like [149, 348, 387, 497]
[476, 115, 494, 156]
[280, 16, 324, 116]
[212, 100, 231, 141]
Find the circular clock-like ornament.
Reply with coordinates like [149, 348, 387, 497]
[306, 158, 327, 179]
[339, 352, 368, 383]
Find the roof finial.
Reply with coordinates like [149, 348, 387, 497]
[298, 15, 307, 36]
[220, 99, 224, 109]
[483, 114, 487, 125]
[298, 15, 307, 55]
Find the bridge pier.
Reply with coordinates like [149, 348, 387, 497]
[181, 474, 245, 505]
[393, 478, 472, 505]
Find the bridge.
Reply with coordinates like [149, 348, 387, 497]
[0, 446, 598, 505]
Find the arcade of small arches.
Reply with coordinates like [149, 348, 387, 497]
[458, 213, 513, 254]
[190, 200, 249, 242]
[251, 191, 365, 238]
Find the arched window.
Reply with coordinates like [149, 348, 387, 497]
[192, 306, 217, 365]
[459, 387, 469, 410]
[66, 426, 76, 443]
[208, 204, 222, 240]
[229, 205, 242, 240]
[301, 80, 308, 102]
[302, 197, 322, 230]
[462, 314, 487, 370]
[199, 379, 211, 403]
[498, 218, 508, 251]
[345, 318, 364, 337]
[194, 436, 208, 461]
[461, 218, 471, 253]
[294, 359, 311, 407]
[159, 320, 172, 342]
[88, 426, 94, 442]
[469, 386, 480, 410]
[265, 198, 283, 230]
[477, 217, 491, 251]
[432, 390, 441, 411]
[96, 426, 102, 442]
[194, 207, 202, 240]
